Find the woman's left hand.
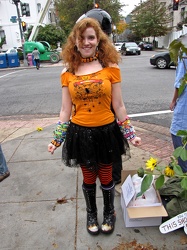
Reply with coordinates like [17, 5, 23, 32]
[130, 137, 141, 146]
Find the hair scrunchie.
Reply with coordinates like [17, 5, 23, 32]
[117, 116, 136, 141]
[51, 121, 69, 147]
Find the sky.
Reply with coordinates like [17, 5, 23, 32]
[120, 0, 146, 16]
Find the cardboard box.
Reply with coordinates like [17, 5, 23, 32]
[121, 170, 168, 227]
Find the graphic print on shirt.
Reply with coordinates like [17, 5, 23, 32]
[73, 74, 106, 113]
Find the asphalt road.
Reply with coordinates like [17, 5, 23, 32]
[0, 50, 176, 127]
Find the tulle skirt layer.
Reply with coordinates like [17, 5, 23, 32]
[62, 120, 130, 168]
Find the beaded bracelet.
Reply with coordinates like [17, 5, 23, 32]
[117, 116, 136, 141]
[51, 121, 69, 147]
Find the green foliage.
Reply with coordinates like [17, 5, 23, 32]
[137, 174, 153, 197]
[0, 36, 6, 49]
[129, 0, 172, 41]
[155, 174, 165, 189]
[137, 130, 187, 199]
[169, 39, 187, 96]
[54, 0, 124, 37]
[23, 25, 33, 41]
[36, 24, 66, 48]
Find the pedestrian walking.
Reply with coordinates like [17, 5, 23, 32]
[48, 17, 141, 235]
[32, 47, 40, 69]
[0, 144, 10, 182]
[170, 54, 187, 173]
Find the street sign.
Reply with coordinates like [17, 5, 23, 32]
[10, 16, 17, 23]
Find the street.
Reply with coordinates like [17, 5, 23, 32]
[0, 50, 176, 127]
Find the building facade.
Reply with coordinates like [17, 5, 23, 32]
[0, 0, 56, 51]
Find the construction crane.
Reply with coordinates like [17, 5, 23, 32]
[28, 0, 52, 41]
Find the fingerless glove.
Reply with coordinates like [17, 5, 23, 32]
[51, 121, 69, 147]
[117, 116, 136, 141]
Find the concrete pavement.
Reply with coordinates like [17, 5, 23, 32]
[1, 61, 187, 249]
[1, 115, 187, 250]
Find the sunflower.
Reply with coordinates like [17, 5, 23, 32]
[145, 157, 158, 171]
[164, 166, 175, 177]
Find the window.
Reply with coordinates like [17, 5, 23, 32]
[37, 3, 41, 13]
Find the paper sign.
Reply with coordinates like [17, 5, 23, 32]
[159, 211, 187, 235]
[121, 174, 135, 206]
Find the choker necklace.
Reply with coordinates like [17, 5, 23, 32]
[81, 52, 99, 63]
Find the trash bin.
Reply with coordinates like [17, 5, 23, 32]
[6, 53, 20, 67]
[0, 53, 8, 68]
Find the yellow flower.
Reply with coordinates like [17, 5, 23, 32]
[164, 166, 175, 177]
[145, 157, 158, 171]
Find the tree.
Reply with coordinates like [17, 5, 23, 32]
[54, 0, 124, 37]
[116, 20, 127, 35]
[36, 24, 66, 48]
[0, 36, 6, 49]
[128, 0, 172, 43]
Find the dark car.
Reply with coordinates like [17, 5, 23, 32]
[150, 51, 176, 69]
[138, 42, 153, 51]
[121, 42, 141, 55]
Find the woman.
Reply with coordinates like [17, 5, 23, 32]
[48, 18, 141, 235]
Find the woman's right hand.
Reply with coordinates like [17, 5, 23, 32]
[48, 143, 57, 154]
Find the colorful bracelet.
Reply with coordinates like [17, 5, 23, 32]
[51, 121, 69, 147]
[117, 116, 136, 141]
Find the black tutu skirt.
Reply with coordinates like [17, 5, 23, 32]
[62, 120, 130, 169]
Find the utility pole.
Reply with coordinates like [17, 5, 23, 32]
[12, 0, 27, 66]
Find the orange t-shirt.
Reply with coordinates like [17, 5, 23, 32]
[61, 67, 121, 127]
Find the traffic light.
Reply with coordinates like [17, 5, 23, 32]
[21, 21, 27, 32]
[173, 0, 179, 11]
[95, 3, 99, 8]
[20, 2, 30, 16]
[21, 2, 27, 15]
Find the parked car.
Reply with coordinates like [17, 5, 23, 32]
[150, 51, 175, 69]
[121, 42, 141, 55]
[114, 42, 123, 52]
[6, 47, 23, 60]
[138, 42, 153, 51]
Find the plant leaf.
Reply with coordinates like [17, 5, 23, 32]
[173, 165, 184, 176]
[178, 78, 187, 96]
[180, 147, 187, 161]
[140, 174, 153, 195]
[181, 177, 187, 191]
[173, 146, 184, 159]
[155, 175, 165, 189]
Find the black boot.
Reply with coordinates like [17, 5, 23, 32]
[82, 184, 99, 235]
[101, 184, 116, 234]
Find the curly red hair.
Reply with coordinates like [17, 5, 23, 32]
[61, 18, 121, 73]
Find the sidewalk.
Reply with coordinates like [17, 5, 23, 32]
[0, 116, 187, 250]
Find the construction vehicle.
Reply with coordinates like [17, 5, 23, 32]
[24, 0, 60, 63]
[24, 41, 60, 63]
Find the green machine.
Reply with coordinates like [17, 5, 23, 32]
[24, 41, 60, 63]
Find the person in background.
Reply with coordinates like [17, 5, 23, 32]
[0, 144, 10, 182]
[32, 47, 40, 69]
[48, 17, 141, 235]
[170, 55, 187, 173]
